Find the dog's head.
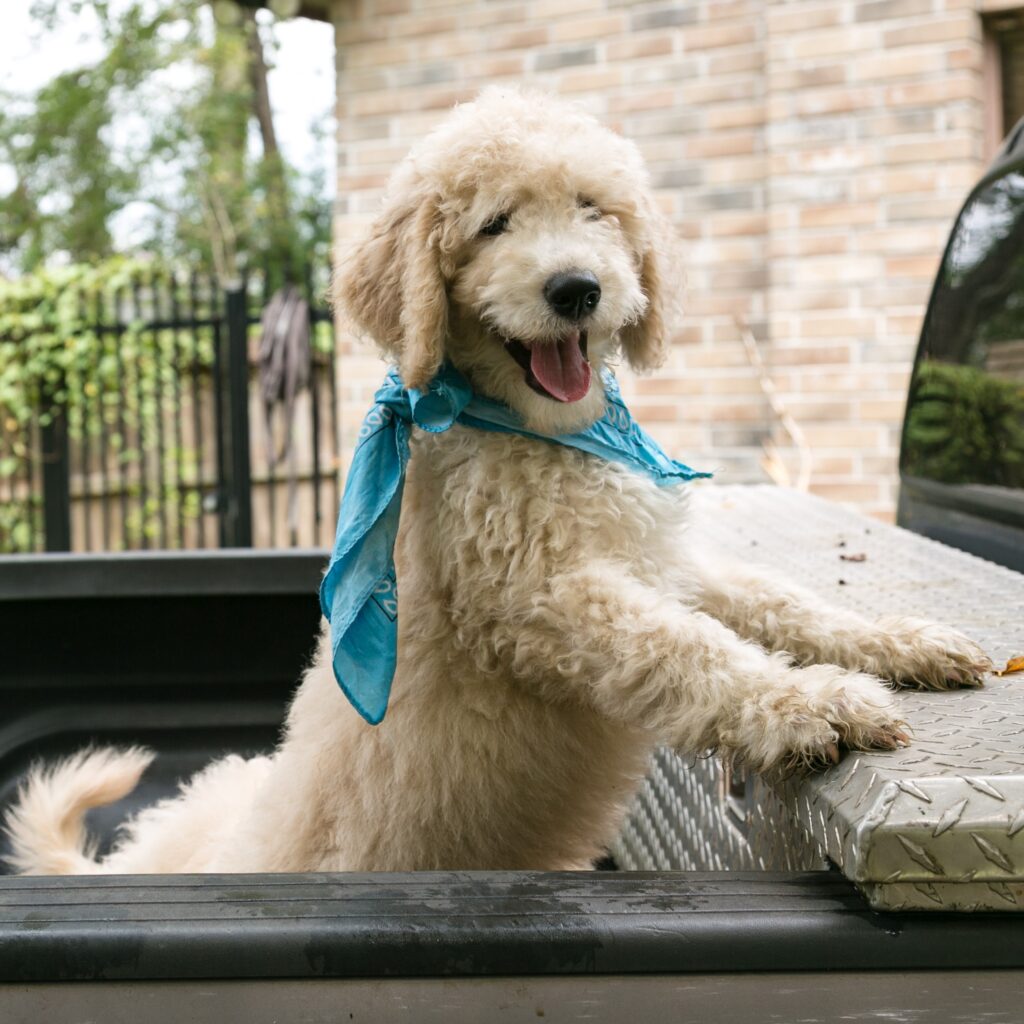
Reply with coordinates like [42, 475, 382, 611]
[336, 88, 679, 433]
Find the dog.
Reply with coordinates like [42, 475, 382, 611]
[4, 88, 991, 876]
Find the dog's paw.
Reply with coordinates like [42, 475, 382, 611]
[868, 616, 992, 691]
[723, 665, 908, 774]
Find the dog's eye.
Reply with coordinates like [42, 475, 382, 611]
[578, 197, 602, 221]
[480, 213, 509, 237]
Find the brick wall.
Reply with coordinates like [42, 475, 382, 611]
[329, 0, 991, 518]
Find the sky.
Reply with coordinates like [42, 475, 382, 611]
[0, 2, 336, 245]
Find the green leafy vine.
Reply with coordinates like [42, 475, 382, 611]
[0, 258, 216, 552]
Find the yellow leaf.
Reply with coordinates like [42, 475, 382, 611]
[994, 656, 1024, 677]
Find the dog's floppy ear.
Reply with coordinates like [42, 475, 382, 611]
[336, 190, 447, 390]
[619, 204, 679, 373]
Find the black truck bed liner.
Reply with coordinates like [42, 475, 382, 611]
[1, 549, 1022, 1022]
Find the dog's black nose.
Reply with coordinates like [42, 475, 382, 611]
[544, 270, 601, 320]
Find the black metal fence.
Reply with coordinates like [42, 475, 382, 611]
[0, 266, 339, 553]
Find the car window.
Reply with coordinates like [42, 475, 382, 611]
[901, 167, 1024, 495]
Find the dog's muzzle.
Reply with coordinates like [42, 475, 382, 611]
[499, 269, 602, 403]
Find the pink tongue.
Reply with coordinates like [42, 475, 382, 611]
[529, 330, 592, 403]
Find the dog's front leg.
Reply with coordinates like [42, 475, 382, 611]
[692, 557, 991, 690]
[514, 561, 907, 771]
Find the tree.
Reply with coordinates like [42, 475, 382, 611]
[0, 0, 330, 281]
[0, 68, 137, 270]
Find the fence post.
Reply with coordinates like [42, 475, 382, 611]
[40, 383, 72, 552]
[217, 286, 254, 547]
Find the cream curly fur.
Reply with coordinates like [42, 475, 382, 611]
[3, 88, 991, 876]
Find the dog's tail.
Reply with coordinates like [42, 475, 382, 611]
[2, 747, 154, 875]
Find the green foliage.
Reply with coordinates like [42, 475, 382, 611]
[0, 69, 136, 269]
[0, 257, 215, 552]
[0, 253, 335, 552]
[903, 360, 1024, 489]
[1, 0, 331, 278]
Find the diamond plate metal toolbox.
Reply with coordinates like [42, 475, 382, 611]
[611, 485, 1024, 911]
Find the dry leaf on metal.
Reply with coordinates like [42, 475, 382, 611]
[994, 656, 1024, 677]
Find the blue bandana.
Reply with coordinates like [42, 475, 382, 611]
[320, 362, 711, 725]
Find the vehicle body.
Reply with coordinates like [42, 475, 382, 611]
[1, 521, 1023, 1022]
[898, 116, 1024, 570]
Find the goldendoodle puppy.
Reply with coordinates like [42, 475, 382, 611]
[4, 88, 990, 875]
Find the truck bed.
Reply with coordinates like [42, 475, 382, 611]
[1, 498, 1022, 1022]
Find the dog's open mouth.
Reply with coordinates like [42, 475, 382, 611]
[503, 330, 591, 403]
